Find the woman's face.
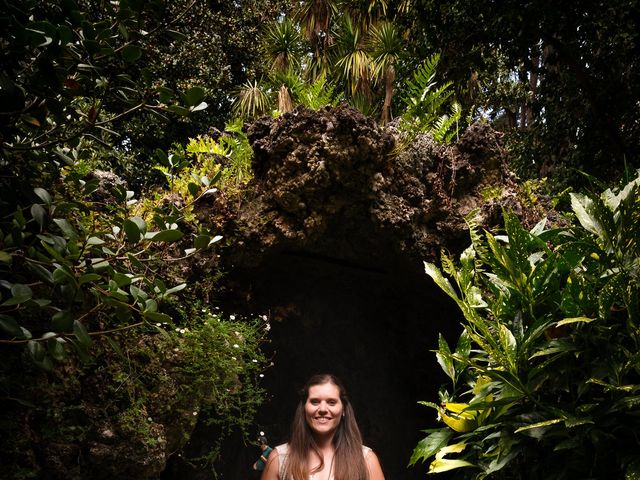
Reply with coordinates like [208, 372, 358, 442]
[304, 382, 344, 437]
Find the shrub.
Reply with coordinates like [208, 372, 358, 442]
[412, 172, 640, 479]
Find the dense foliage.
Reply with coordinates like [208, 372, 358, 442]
[412, 173, 640, 478]
[405, 0, 640, 184]
[0, 0, 271, 476]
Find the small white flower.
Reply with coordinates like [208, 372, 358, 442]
[259, 374, 264, 378]
[230, 315, 236, 320]
[233, 344, 239, 348]
[260, 431, 265, 436]
[231, 356, 237, 360]
[265, 324, 271, 332]
[179, 328, 186, 334]
[156, 323, 161, 327]
[261, 315, 268, 321]
[193, 411, 198, 416]
[252, 359, 258, 363]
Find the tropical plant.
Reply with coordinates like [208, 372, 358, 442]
[232, 79, 273, 119]
[396, 54, 461, 146]
[369, 20, 403, 124]
[411, 172, 640, 478]
[333, 14, 373, 100]
[342, 0, 388, 30]
[293, 0, 338, 72]
[297, 73, 339, 110]
[262, 18, 305, 74]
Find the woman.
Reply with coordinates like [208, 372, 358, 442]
[261, 374, 385, 480]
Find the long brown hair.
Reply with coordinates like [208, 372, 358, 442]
[283, 374, 368, 480]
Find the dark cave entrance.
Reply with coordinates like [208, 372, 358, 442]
[217, 243, 463, 480]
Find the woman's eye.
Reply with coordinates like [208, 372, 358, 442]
[310, 400, 319, 405]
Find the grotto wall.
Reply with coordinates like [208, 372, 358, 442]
[197, 105, 532, 269]
[191, 105, 546, 479]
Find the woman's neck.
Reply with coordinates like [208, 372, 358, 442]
[313, 433, 335, 451]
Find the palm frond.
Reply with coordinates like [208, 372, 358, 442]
[334, 14, 372, 97]
[231, 80, 272, 120]
[368, 21, 403, 84]
[262, 18, 304, 74]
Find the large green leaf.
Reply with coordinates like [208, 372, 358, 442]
[409, 430, 453, 466]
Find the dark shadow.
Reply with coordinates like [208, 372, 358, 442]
[207, 247, 462, 480]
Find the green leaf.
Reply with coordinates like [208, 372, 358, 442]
[144, 311, 172, 323]
[51, 310, 74, 331]
[194, 234, 211, 250]
[514, 418, 563, 433]
[86, 236, 105, 246]
[28, 340, 46, 361]
[409, 430, 453, 466]
[555, 316, 595, 327]
[183, 86, 205, 106]
[570, 193, 604, 238]
[187, 182, 200, 197]
[148, 229, 183, 242]
[26, 261, 53, 284]
[153, 323, 172, 341]
[165, 283, 186, 295]
[129, 284, 147, 301]
[1, 284, 33, 306]
[0, 251, 11, 264]
[428, 443, 474, 473]
[166, 29, 186, 41]
[79, 273, 101, 285]
[47, 337, 66, 361]
[144, 298, 158, 312]
[123, 218, 141, 243]
[424, 261, 461, 303]
[167, 105, 190, 116]
[121, 44, 142, 63]
[105, 335, 126, 360]
[127, 252, 144, 269]
[53, 266, 75, 285]
[436, 334, 455, 381]
[30, 203, 46, 228]
[113, 271, 132, 287]
[498, 324, 518, 371]
[0, 314, 23, 337]
[34, 187, 52, 204]
[130, 216, 147, 235]
[73, 320, 92, 347]
[157, 87, 174, 104]
[53, 218, 78, 240]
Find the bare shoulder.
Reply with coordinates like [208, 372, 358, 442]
[260, 447, 280, 480]
[364, 448, 385, 480]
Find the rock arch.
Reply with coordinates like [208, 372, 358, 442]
[188, 106, 527, 479]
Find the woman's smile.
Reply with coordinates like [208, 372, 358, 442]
[305, 383, 344, 436]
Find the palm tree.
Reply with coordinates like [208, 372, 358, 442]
[262, 18, 304, 74]
[343, 0, 388, 31]
[231, 79, 272, 119]
[334, 14, 373, 104]
[294, 0, 338, 75]
[369, 20, 403, 124]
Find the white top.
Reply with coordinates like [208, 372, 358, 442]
[275, 443, 372, 480]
